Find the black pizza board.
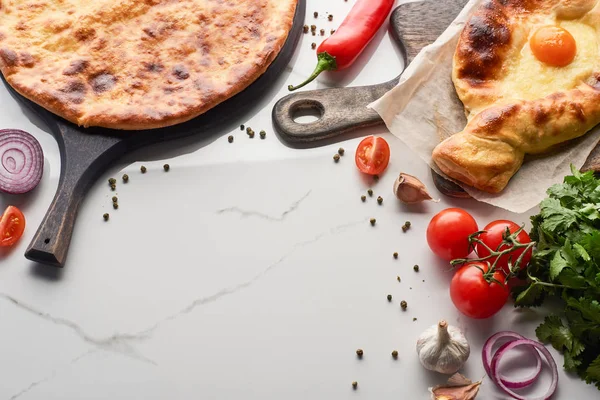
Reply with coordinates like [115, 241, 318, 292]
[1, 0, 306, 267]
[272, 0, 600, 199]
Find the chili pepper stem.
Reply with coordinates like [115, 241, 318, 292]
[288, 52, 338, 91]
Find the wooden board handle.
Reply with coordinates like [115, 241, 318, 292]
[25, 125, 127, 267]
[272, 80, 396, 143]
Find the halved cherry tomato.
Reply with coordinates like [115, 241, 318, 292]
[475, 220, 532, 275]
[426, 208, 478, 261]
[450, 261, 509, 319]
[355, 136, 390, 175]
[0, 206, 26, 247]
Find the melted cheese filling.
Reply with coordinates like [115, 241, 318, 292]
[501, 20, 599, 102]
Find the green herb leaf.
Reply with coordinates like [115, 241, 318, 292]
[514, 283, 544, 307]
[550, 250, 569, 281]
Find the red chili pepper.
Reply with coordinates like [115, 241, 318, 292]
[288, 0, 395, 91]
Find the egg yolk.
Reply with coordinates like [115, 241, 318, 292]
[530, 26, 577, 67]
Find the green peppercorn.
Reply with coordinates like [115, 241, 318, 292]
[141, 165, 147, 173]
[110, 184, 116, 191]
[367, 189, 373, 197]
[377, 196, 383, 205]
[370, 218, 376, 226]
[228, 135, 234, 143]
[249, 131, 255, 138]
[310, 24, 316, 31]
[260, 130, 266, 139]
[112, 196, 118, 203]
[108, 178, 116, 185]
[387, 294, 392, 302]
[163, 164, 170, 172]
[303, 25, 309, 33]
[393, 252, 398, 259]
[113, 202, 119, 210]
[333, 154, 340, 162]
[397, 276, 401, 282]
[391, 350, 398, 359]
[312, 31, 316, 36]
[413, 318, 417, 322]
[352, 381, 358, 390]
[405, 221, 412, 228]
[122, 174, 129, 183]
[246, 127, 252, 134]
[356, 349, 363, 358]
[361, 195, 366, 202]
[413, 265, 419, 272]
[103, 213, 109, 221]
[400, 300, 407, 310]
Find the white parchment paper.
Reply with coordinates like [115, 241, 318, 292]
[370, 0, 600, 213]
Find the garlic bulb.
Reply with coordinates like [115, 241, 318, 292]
[393, 173, 439, 204]
[416, 320, 470, 374]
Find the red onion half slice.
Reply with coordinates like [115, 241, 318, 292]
[490, 339, 558, 400]
[0, 129, 44, 194]
[483, 331, 542, 389]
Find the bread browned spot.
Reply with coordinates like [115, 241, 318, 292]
[172, 65, 190, 80]
[63, 60, 88, 76]
[90, 73, 116, 93]
[0, 48, 17, 67]
[58, 81, 87, 104]
[74, 27, 96, 42]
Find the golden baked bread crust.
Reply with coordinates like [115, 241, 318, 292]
[0, 0, 297, 130]
[433, 0, 600, 193]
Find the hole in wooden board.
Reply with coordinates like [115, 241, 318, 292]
[290, 100, 324, 124]
[44, 238, 50, 244]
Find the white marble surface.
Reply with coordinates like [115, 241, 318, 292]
[0, 1, 597, 399]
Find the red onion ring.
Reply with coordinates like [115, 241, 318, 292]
[490, 339, 558, 400]
[0, 129, 44, 194]
[483, 331, 542, 389]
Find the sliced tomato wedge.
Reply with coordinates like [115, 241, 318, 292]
[355, 136, 390, 175]
[0, 206, 26, 247]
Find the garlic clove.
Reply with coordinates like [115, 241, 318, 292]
[393, 173, 440, 204]
[430, 373, 482, 400]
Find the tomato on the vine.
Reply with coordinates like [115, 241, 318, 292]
[355, 136, 390, 175]
[0, 206, 26, 247]
[450, 262, 509, 319]
[475, 220, 532, 275]
[426, 208, 478, 261]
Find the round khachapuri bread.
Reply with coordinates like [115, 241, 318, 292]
[0, 0, 297, 130]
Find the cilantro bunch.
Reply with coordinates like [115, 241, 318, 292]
[513, 166, 600, 388]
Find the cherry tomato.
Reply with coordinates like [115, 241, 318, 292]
[530, 26, 577, 67]
[0, 206, 26, 247]
[475, 220, 532, 275]
[355, 136, 390, 175]
[426, 208, 478, 261]
[450, 262, 509, 319]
